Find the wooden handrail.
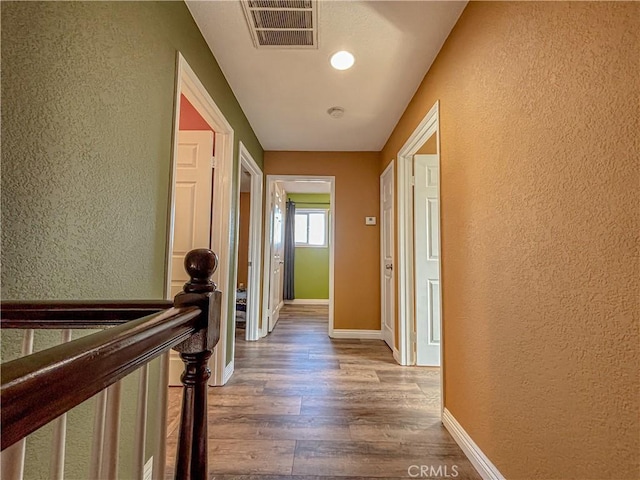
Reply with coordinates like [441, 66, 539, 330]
[0, 248, 221, 480]
[1, 306, 200, 450]
[1, 300, 174, 328]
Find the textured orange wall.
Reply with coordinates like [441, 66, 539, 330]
[237, 192, 251, 287]
[264, 151, 380, 330]
[381, 2, 639, 479]
[416, 133, 437, 155]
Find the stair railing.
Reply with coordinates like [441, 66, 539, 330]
[1, 248, 221, 480]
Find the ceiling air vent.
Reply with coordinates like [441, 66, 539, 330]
[241, 0, 318, 49]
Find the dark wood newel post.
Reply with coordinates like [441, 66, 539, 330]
[172, 249, 221, 480]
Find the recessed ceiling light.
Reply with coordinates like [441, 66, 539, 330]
[330, 51, 355, 70]
[327, 106, 345, 119]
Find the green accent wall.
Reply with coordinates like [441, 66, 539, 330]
[1, 1, 263, 477]
[288, 194, 330, 300]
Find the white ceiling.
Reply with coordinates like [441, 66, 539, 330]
[187, 1, 466, 152]
[241, 173, 330, 194]
[280, 180, 331, 193]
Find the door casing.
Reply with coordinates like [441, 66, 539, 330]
[396, 101, 443, 415]
[166, 53, 235, 389]
[231, 142, 263, 343]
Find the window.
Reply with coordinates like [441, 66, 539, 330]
[295, 209, 328, 246]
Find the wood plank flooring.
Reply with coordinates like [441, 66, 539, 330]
[166, 305, 480, 479]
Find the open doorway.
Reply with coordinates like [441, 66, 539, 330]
[166, 82, 216, 390]
[232, 143, 263, 345]
[285, 190, 331, 304]
[396, 100, 443, 410]
[160, 52, 235, 479]
[167, 99, 215, 301]
[396, 101, 442, 366]
[262, 175, 335, 337]
[164, 53, 235, 387]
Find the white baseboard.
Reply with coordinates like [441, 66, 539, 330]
[393, 347, 401, 364]
[442, 408, 505, 480]
[222, 359, 234, 384]
[284, 299, 329, 305]
[330, 329, 382, 340]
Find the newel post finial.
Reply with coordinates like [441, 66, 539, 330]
[173, 248, 221, 480]
[183, 249, 218, 293]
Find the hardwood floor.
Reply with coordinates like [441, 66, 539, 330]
[166, 305, 480, 479]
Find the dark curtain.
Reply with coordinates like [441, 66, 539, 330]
[283, 200, 296, 300]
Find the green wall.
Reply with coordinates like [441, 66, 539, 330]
[1, 1, 263, 477]
[288, 194, 330, 300]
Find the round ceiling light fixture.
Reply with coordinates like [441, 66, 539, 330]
[330, 51, 355, 70]
[327, 106, 345, 119]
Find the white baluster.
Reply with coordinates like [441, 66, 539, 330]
[99, 382, 121, 480]
[89, 389, 108, 480]
[154, 352, 170, 480]
[0, 329, 34, 480]
[49, 329, 72, 480]
[133, 365, 149, 479]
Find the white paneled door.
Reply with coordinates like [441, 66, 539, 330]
[380, 163, 395, 351]
[414, 154, 441, 366]
[169, 130, 214, 383]
[268, 182, 286, 332]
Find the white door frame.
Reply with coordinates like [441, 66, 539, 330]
[397, 101, 440, 366]
[232, 142, 263, 343]
[165, 52, 235, 388]
[262, 175, 336, 337]
[396, 101, 443, 414]
[380, 161, 396, 356]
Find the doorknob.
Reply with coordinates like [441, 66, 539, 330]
[385, 264, 393, 270]
[279, 261, 285, 264]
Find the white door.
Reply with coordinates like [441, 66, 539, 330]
[268, 183, 285, 332]
[169, 130, 214, 383]
[414, 154, 441, 366]
[380, 163, 395, 350]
